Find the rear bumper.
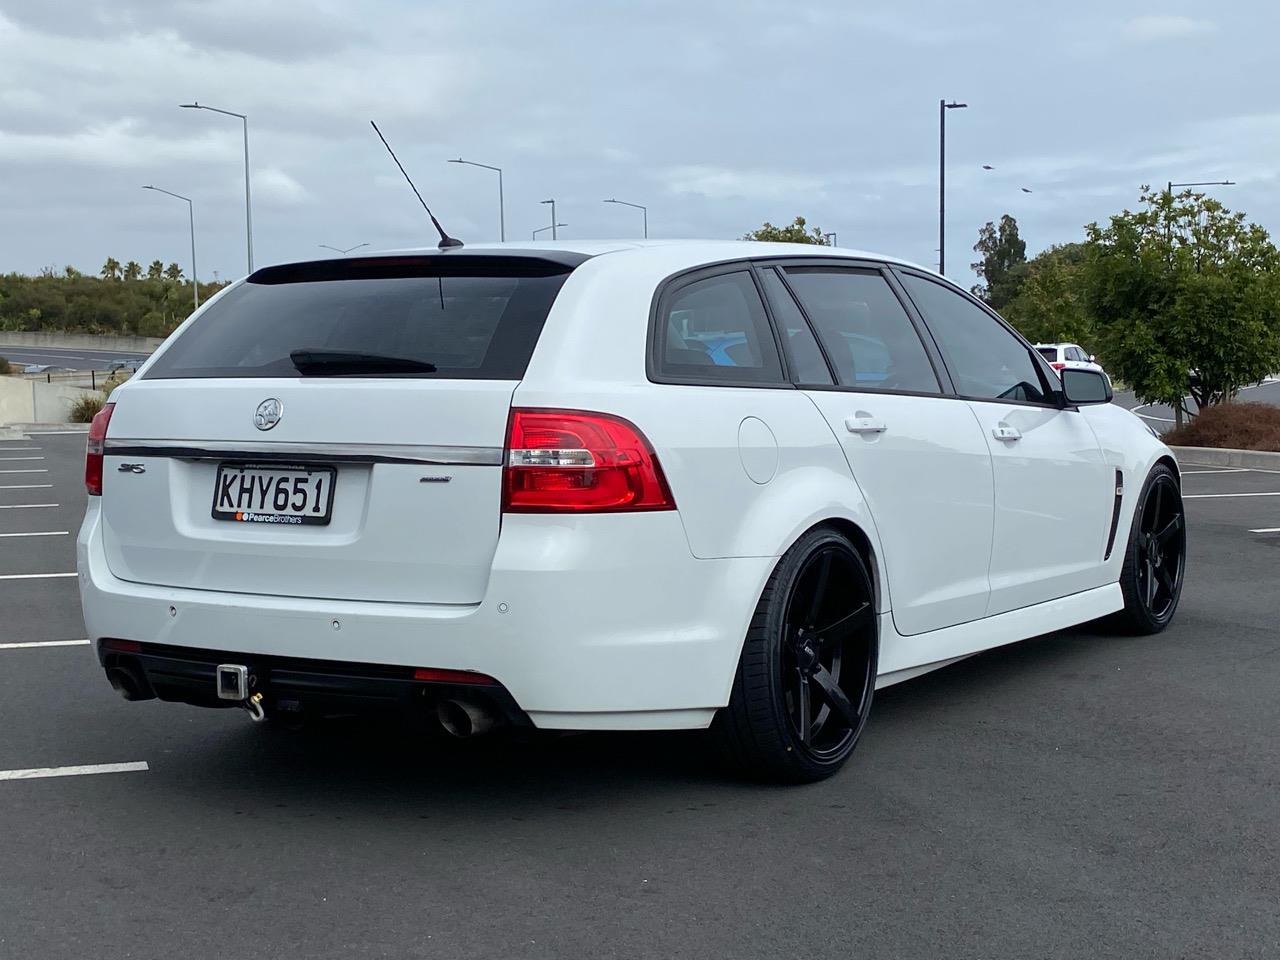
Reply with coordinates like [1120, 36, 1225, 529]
[98, 639, 531, 726]
[77, 502, 776, 730]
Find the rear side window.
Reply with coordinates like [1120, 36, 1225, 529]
[1036, 347, 1059, 361]
[782, 268, 940, 394]
[144, 256, 573, 380]
[899, 273, 1051, 404]
[759, 268, 833, 385]
[655, 271, 785, 384]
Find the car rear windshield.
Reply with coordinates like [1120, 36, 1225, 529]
[1035, 347, 1058, 360]
[143, 255, 576, 380]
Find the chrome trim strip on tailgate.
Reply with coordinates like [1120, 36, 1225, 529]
[103, 439, 503, 466]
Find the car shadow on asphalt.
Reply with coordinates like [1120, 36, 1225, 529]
[150, 622, 1128, 812]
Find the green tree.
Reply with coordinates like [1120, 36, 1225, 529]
[1085, 186, 1280, 424]
[100, 257, 121, 281]
[971, 214, 1027, 309]
[743, 216, 830, 245]
[147, 260, 164, 281]
[163, 262, 184, 282]
[123, 260, 142, 281]
[1003, 243, 1092, 346]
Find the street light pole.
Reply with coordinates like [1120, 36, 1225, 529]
[180, 102, 253, 272]
[532, 224, 567, 240]
[448, 158, 505, 241]
[823, 232, 838, 246]
[602, 198, 648, 238]
[141, 185, 199, 311]
[938, 99, 967, 276]
[540, 199, 558, 240]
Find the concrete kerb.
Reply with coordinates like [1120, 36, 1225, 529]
[1170, 445, 1280, 470]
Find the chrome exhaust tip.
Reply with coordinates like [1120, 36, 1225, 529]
[436, 698, 497, 738]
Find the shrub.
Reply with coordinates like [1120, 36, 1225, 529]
[69, 392, 106, 423]
[0, 356, 9, 374]
[1164, 402, 1280, 453]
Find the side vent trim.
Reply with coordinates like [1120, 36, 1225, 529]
[1103, 469, 1124, 561]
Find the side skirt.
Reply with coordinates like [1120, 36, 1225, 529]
[875, 583, 1124, 687]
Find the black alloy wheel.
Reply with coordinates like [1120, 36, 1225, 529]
[715, 527, 878, 782]
[1115, 463, 1186, 634]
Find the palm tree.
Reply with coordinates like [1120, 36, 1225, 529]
[100, 257, 121, 280]
[123, 261, 142, 281]
[147, 260, 164, 281]
[163, 262, 184, 282]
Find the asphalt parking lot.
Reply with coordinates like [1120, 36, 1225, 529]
[1, 433, 1278, 959]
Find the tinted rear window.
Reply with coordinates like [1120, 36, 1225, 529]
[145, 256, 574, 380]
[1036, 347, 1058, 361]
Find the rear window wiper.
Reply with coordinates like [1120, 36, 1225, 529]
[289, 350, 437, 375]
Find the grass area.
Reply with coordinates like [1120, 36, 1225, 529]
[1164, 402, 1280, 453]
[68, 393, 106, 423]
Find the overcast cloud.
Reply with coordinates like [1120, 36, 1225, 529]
[1, 0, 1276, 286]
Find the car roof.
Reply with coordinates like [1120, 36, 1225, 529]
[299, 239, 929, 275]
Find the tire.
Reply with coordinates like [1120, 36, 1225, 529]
[1111, 463, 1187, 635]
[713, 527, 878, 783]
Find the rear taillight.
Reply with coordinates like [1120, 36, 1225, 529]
[503, 409, 676, 513]
[85, 402, 115, 496]
[1050, 362, 1066, 371]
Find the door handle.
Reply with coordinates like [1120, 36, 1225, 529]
[992, 423, 1022, 441]
[845, 415, 887, 435]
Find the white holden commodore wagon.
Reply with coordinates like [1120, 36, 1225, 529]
[78, 241, 1186, 782]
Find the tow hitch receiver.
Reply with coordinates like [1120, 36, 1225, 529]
[216, 664, 249, 701]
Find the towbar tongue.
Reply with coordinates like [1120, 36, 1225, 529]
[216, 664, 250, 701]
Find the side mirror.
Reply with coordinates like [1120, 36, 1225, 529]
[1088, 354, 1096, 362]
[1061, 367, 1112, 405]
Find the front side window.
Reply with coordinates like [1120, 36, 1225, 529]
[656, 271, 784, 384]
[900, 273, 1051, 404]
[781, 268, 940, 394]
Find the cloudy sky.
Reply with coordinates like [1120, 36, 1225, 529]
[1, 0, 1275, 286]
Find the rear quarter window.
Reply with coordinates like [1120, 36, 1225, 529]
[144, 256, 574, 380]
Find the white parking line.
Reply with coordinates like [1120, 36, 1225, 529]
[0, 484, 53, 490]
[0, 530, 69, 538]
[0, 639, 89, 649]
[0, 761, 148, 782]
[1183, 492, 1280, 500]
[0, 447, 41, 451]
[0, 457, 44, 461]
[1179, 468, 1249, 475]
[0, 572, 77, 580]
[0, 503, 57, 509]
[1250, 527, 1280, 534]
[0, 469, 48, 474]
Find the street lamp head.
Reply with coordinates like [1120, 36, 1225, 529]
[541, 199, 554, 205]
[945, 101, 968, 109]
[982, 164, 994, 170]
[448, 158, 464, 164]
[1021, 187, 1033, 193]
[179, 102, 200, 109]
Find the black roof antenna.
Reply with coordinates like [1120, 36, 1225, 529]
[369, 120, 463, 250]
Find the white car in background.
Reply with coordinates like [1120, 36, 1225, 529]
[1035, 342, 1106, 378]
[78, 241, 1185, 782]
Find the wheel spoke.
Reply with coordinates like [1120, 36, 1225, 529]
[1156, 563, 1176, 596]
[814, 601, 871, 645]
[1145, 558, 1157, 608]
[795, 670, 811, 745]
[1152, 482, 1164, 532]
[806, 551, 833, 625]
[1155, 514, 1183, 545]
[811, 665, 858, 728]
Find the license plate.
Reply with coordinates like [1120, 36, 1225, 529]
[211, 463, 336, 525]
